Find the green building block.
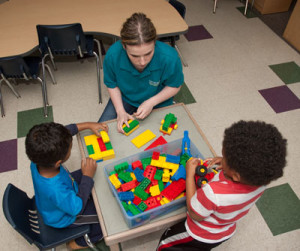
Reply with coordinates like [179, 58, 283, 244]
[137, 178, 151, 190]
[128, 203, 140, 215]
[141, 157, 152, 169]
[122, 201, 129, 211]
[123, 119, 139, 133]
[134, 187, 150, 200]
[158, 180, 164, 192]
[118, 171, 132, 183]
[105, 142, 113, 150]
[138, 201, 148, 212]
[114, 162, 129, 173]
[154, 169, 163, 180]
[86, 145, 95, 155]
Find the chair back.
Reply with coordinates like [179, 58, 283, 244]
[2, 183, 91, 250]
[169, 0, 186, 19]
[36, 23, 88, 57]
[0, 56, 32, 79]
[2, 183, 41, 246]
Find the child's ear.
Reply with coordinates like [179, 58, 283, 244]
[232, 171, 241, 182]
[54, 160, 62, 168]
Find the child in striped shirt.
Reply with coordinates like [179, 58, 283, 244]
[157, 120, 287, 251]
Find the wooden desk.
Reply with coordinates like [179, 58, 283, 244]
[78, 104, 216, 250]
[0, 0, 188, 57]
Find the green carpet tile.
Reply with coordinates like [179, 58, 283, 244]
[174, 82, 196, 105]
[269, 61, 300, 85]
[17, 106, 54, 138]
[256, 183, 300, 236]
[236, 6, 258, 18]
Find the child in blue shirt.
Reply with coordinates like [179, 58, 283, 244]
[25, 122, 108, 249]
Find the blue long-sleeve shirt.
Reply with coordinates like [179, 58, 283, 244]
[30, 124, 94, 228]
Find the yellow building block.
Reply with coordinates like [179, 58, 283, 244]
[160, 197, 170, 205]
[84, 134, 98, 145]
[109, 174, 121, 189]
[100, 131, 110, 143]
[162, 169, 170, 183]
[131, 129, 156, 148]
[149, 185, 161, 196]
[159, 125, 173, 135]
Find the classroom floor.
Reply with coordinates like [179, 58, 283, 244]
[0, 0, 299, 250]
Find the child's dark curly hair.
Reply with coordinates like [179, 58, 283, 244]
[223, 120, 287, 186]
[25, 122, 72, 168]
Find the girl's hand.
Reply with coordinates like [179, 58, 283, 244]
[117, 111, 135, 134]
[134, 100, 154, 120]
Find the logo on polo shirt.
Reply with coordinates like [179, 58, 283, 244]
[149, 80, 160, 86]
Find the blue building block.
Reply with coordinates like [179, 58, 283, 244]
[126, 164, 133, 172]
[133, 167, 145, 182]
[118, 191, 134, 201]
[166, 154, 180, 164]
[182, 130, 191, 156]
[171, 165, 186, 181]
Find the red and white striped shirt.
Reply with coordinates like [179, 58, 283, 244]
[186, 171, 265, 243]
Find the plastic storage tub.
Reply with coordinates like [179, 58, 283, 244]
[103, 138, 204, 228]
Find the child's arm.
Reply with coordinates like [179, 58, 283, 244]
[76, 122, 108, 136]
[186, 158, 205, 222]
[77, 157, 97, 214]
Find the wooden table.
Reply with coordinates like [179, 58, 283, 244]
[77, 103, 216, 251]
[0, 0, 188, 57]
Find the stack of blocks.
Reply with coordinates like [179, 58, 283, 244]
[84, 131, 115, 162]
[108, 151, 190, 217]
[160, 113, 178, 135]
[122, 119, 140, 136]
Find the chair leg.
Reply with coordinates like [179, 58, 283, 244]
[37, 77, 48, 117]
[93, 39, 103, 69]
[84, 234, 98, 251]
[244, 0, 249, 15]
[213, 0, 218, 13]
[1, 78, 21, 98]
[0, 86, 5, 117]
[175, 44, 188, 67]
[93, 52, 102, 104]
[44, 63, 57, 85]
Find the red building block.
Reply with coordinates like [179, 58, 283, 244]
[152, 151, 160, 160]
[132, 160, 143, 170]
[133, 196, 142, 206]
[161, 179, 186, 201]
[145, 136, 167, 151]
[97, 137, 107, 151]
[120, 180, 138, 192]
[144, 197, 160, 211]
[144, 165, 157, 181]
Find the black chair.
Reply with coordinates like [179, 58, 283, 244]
[2, 183, 98, 251]
[160, 0, 188, 67]
[0, 56, 56, 117]
[36, 23, 103, 104]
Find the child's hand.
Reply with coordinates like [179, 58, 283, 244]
[81, 157, 97, 178]
[186, 158, 201, 178]
[206, 157, 223, 170]
[89, 122, 108, 136]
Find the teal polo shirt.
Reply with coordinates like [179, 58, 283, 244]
[103, 40, 184, 108]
